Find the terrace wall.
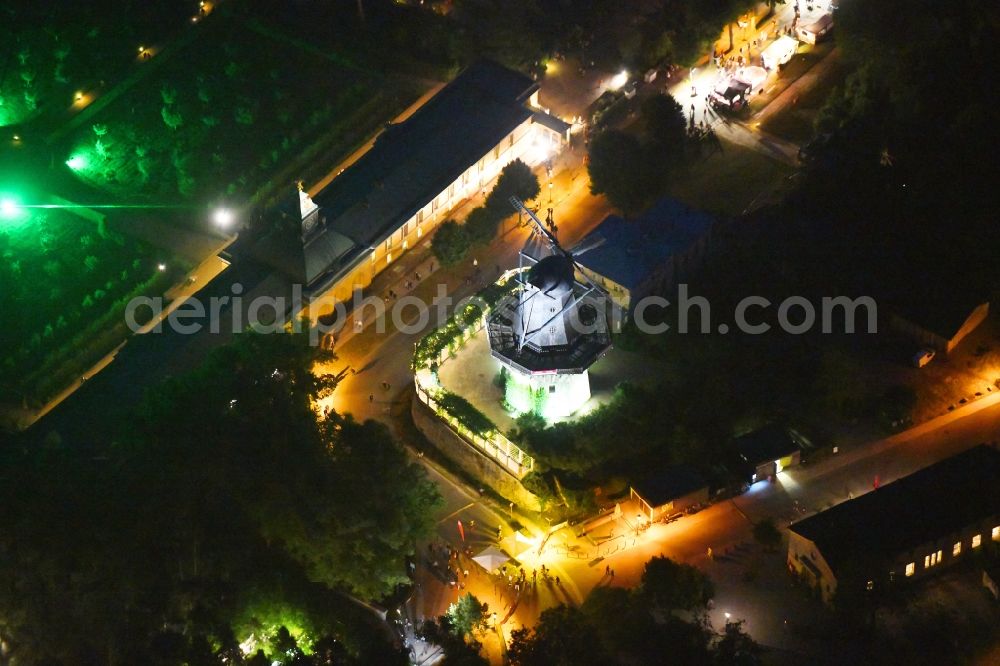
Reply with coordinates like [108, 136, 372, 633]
[411, 397, 541, 512]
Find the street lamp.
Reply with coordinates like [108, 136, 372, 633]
[157, 263, 167, 272]
[212, 207, 234, 229]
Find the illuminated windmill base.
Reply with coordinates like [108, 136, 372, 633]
[488, 197, 612, 421]
[501, 366, 593, 419]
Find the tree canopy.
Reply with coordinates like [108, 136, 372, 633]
[508, 573, 760, 666]
[0, 331, 440, 664]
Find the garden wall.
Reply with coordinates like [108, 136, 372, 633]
[411, 397, 540, 512]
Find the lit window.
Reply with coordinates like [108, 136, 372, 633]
[866, 580, 874, 591]
[972, 534, 982, 548]
[905, 562, 915, 577]
[953, 542, 961, 557]
[993, 526, 999, 541]
[924, 555, 930, 569]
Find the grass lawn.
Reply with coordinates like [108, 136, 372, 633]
[0, 191, 186, 406]
[667, 138, 794, 216]
[61, 15, 424, 208]
[759, 53, 848, 144]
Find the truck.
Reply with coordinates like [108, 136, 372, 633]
[709, 66, 767, 112]
[761, 35, 798, 70]
[797, 13, 834, 44]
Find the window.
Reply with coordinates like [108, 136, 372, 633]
[925, 551, 942, 568]
[493, 146, 500, 159]
[905, 562, 915, 577]
[508, 134, 514, 148]
[866, 580, 874, 591]
[385, 238, 392, 252]
[548, 385, 555, 394]
[993, 526, 999, 541]
[972, 534, 982, 548]
[416, 210, 424, 224]
[953, 541, 962, 557]
[924, 555, 930, 569]
[432, 198, 438, 212]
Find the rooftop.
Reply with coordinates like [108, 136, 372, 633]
[735, 423, 800, 466]
[573, 198, 714, 291]
[789, 444, 1000, 576]
[298, 60, 538, 289]
[632, 465, 707, 507]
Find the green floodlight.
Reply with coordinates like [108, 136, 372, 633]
[66, 154, 88, 171]
[1, 198, 21, 218]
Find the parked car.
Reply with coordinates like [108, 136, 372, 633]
[912, 348, 936, 368]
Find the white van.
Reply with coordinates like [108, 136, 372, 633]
[761, 35, 798, 70]
[798, 13, 834, 44]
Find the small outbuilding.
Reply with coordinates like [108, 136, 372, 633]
[630, 465, 709, 521]
[734, 424, 802, 483]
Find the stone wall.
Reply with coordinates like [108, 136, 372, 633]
[411, 397, 541, 512]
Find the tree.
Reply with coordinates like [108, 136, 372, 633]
[420, 618, 488, 666]
[752, 518, 782, 552]
[464, 206, 501, 246]
[641, 94, 687, 151]
[447, 593, 487, 637]
[486, 159, 540, 212]
[639, 555, 714, 611]
[0, 331, 440, 662]
[714, 620, 764, 666]
[508, 605, 609, 666]
[431, 219, 471, 266]
[587, 130, 649, 215]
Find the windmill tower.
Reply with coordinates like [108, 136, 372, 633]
[487, 198, 612, 419]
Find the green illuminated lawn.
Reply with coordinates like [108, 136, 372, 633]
[0, 197, 185, 407]
[62, 18, 422, 207]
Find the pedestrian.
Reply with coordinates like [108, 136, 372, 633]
[690, 103, 695, 116]
[555, 576, 560, 585]
[610, 569, 615, 579]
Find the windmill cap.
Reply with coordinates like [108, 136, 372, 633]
[527, 255, 575, 294]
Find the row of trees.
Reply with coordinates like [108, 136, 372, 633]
[419, 556, 753, 665]
[0, 331, 441, 664]
[508, 556, 759, 665]
[431, 159, 540, 266]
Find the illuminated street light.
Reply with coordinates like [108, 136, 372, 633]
[75, 91, 83, 102]
[724, 612, 731, 620]
[157, 263, 167, 272]
[212, 207, 234, 228]
[138, 45, 145, 53]
[609, 70, 628, 90]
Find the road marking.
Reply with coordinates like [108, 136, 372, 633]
[437, 502, 475, 524]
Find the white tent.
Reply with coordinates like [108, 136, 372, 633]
[472, 546, 510, 572]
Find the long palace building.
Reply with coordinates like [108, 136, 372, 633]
[291, 59, 569, 320]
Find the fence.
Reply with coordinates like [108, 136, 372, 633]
[412, 270, 535, 479]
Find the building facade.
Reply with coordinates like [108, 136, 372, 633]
[787, 444, 1000, 604]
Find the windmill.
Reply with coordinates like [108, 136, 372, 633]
[487, 198, 612, 419]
